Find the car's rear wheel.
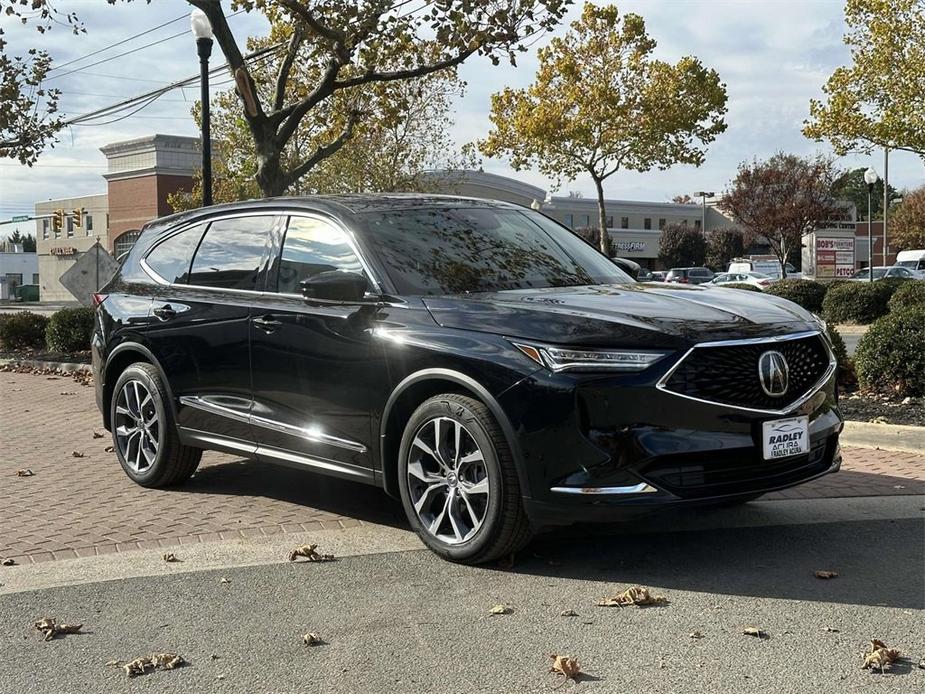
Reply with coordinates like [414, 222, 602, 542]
[110, 363, 201, 488]
[398, 393, 532, 564]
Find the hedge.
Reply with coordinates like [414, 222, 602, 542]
[45, 307, 96, 353]
[0, 311, 49, 350]
[854, 306, 925, 397]
[765, 279, 827, 313]
[718, 282, 763, 292]
[887, 280, 925, 312]
[822, 280, 905, 324]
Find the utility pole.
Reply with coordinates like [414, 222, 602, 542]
[882, 147, 889, 266]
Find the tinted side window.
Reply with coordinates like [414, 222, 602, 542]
[188, 216, 274, 291]
[274, 217, 365, 294]
[144, 223, 207, 284]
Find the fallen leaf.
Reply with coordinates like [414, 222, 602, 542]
[71, 451, 84, 458]
[824, 626, 840, 633]
[489, 604, 513, 615]
[287, 544, 335, 562]
[16, 469, 34, 477]
[209, 654, 220, 660]
[893, 485, 905, 490]
[93, 432, 104, 439]
[743, 626, 768, 639]
[549, 654, 581, 681]
[814, 570, 838, 579]
[302, 632, 322, 646]
[60, 391, 76, 395]
[1, 558, 15, 566]
[216, 674, 225, 680]
[123, 652, 186, 677]
[34, 617, 83, 641]
[862, 640, 900, 673]
[104, 446, 114, 453]
[690, 631, 705, 639]
[219, 577, 230, 584]
[560, 609, 579, 617]
[597, 586, 667, 607]
[162, 553, 180, 563]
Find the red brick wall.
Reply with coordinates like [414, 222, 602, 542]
[854, 221, 897, 266]
[106, 173, 192, 251]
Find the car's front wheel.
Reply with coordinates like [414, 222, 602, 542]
[397, 393, 532, 564]
[110, 363, 201, 488]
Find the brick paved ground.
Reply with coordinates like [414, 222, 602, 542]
[1, 372, 922, 565]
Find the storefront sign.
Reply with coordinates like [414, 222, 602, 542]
[614, 241, 647, 253]
[815, 237, 855, 278]
[50, 247, 77, 256]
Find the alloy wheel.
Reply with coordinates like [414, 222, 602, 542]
[406, 416, 490, 544]
[114, 379, 160, 473]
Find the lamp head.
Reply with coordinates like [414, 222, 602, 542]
[190, 9, 213, 40]
[863, 167, 878, 186]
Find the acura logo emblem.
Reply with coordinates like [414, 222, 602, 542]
[758, 350, 789, 397]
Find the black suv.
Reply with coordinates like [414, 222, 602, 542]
[93, 195, 843, 564]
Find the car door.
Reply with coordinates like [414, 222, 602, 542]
[144, 214, 279, 444]
[248, 213, 384, 481]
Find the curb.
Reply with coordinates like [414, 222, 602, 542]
[841, 420, 925, 454]
[0, 357, 92, 373]
[834, 324, 870, 335]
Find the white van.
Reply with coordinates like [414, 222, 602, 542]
[895, 250, 925, 272]
[727, 258, 799, 280]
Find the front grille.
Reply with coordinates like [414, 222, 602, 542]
[641, 436, 832, 499]
[661, 334, 832, 411]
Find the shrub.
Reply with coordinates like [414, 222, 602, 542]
[45, 307, 96, 353]
[887, 280, 925, 312]
[765, 279, 827, 313]
[825, 324, 848, 367]
[719, 282, 763, 292]
[854, 306, 925, 397]
[822, 280, 899, 324]
[0, 311, 49, 350]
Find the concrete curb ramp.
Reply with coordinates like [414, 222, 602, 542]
[841, 420, 925, 454]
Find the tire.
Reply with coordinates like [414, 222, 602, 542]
[110, 362, 201, 488]
[397, 393, 532, 564]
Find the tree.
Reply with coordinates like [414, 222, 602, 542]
[7, 229, 36, 252]
[832, 167, 899, 220]
[891, 186, 925, 251]
[705, 227, 744, 271]
[172, 0, 566, 198]
[658, 224, 706, 269]
[721, 153, 842, 278]
[672, 194, 696, 204]
[478, 3, 727, 255]
[803, 0, 925, 158]
[169, 27, 477, 210]
[0, 1, 82, 164]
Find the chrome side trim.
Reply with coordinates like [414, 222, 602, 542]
[180, 395, 368, 453]
[250, 414, 368, 453]
[656, 331, 837, 416]
[256, 445, 373, 481]
[550, 483, 658, 495]
[179, 395, 251, 424]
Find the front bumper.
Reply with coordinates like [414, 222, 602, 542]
[498, 342, 844, 528]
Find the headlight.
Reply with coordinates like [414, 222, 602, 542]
[511, 341, 668, 372]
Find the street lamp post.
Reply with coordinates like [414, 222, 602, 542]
[864, 167, 878, 283]
[695, 191, 714, 232]
[191, 9, 214, 207]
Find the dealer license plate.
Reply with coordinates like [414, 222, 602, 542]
[761, 416, 809, 460]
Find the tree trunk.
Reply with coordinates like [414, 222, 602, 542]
[776, 235, 788, 280]
[592, 175, 610, 256]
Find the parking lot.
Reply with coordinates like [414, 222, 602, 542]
[2, 370, 923, 565]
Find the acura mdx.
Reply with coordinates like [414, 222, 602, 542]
[93, 195, 843, 564]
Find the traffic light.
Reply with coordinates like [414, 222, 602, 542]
[72, 207, 84, 229]
[52, 209, 65, 233]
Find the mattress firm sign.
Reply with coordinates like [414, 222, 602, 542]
[815, 237, 855, 279]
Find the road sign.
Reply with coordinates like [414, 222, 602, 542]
[11, 215, 29, 222]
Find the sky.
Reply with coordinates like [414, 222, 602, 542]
[1, 0, 923, 238]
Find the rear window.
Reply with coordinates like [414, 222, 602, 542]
[666, 269, 686, 278]
[690, 268, 711, 277]
[144, 223, 207, 284]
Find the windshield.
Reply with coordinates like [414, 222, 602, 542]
[895, 260, 920, 269]
[359, 207, 632, 295]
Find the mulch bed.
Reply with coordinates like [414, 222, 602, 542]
[839, 392, 925, 427]
[0, 348, 91, 364]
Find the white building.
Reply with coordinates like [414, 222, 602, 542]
[0, 245, 39, 300]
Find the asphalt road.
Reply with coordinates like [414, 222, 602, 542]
[1, 497, 922, 694]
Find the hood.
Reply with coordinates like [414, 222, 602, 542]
[422, 283, 818, 349]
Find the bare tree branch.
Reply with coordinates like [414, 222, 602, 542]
[283, 109, 361, 188]
[332, 47, 477, 90]
[274, 29, 304, 111]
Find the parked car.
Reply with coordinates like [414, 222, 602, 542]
[649, 270, 667, 282]
[848, 266, 919, 281]
[665, 267, 715, 284]
[708, 272, 775, 289]
[93, 195, 842, 564]
[894, 249, 925, 273]
[728, 259, 800, 280]
[636, 268, 655, 281]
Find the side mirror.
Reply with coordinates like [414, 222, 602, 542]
[300, 271, 371, 304]
[611, 256, 640, 280]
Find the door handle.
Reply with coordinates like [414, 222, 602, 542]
[153, 304, 177, 320]
[252, 315, 282, 332]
